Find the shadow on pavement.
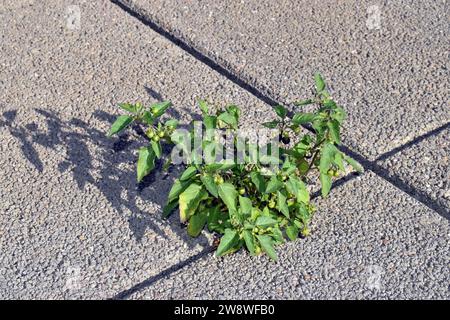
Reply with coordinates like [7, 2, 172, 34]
[0, 107, 209, 249]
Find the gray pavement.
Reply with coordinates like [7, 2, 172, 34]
[129, 172, 450, 300]
[120, 0, 449, 159]
[0, 0, 448, 299]
[379, 126, 450, 214]
[0, 0, 271, 299]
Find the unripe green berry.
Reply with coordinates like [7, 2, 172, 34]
[301, 228, 310, 237]
[214, 175, 224, 185]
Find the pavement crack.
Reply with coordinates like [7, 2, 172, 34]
[110, 246, 215, 300]
[111, 0, 448, 220]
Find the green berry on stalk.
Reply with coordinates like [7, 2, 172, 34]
[146, 130, 154, 138]
[239, 188, 246, 195]
[301, 227, 310, 237]
[214, 175, 224, 185]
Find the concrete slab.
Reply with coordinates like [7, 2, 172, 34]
[128, 172, 450, 299]
[378, 126, 450, 214]
[0, 0, 277, 299]
[121, 0, 449, 160]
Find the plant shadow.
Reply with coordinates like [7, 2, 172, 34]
[0, 106, 208, 249]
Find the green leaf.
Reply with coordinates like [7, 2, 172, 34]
[180, 166, 197, 181]
[297, 185, 309, 204]
[165, 119, 178, 128]
[294, 99, 313, 106]
[285, 176, 299, 196]
[320, 172, 332, 198]
[216, 229, 239, 257]
[292, 135, 312, 156]
[141, 111, 155, 125]
[203, 115, 217, 130]
[327, 119, 341, 144]
[151, 101, 172, 117]
[187, 212, 207, 237]
[332, 106, 347, 124]
[256, 235, 278, 261]
[262, 120, 279, 129]
[274, 105, 287, 118]
[277, 191, 290, 218]
[162, 200, 179, 218]
[218, 183, 238, 212]
[334, 151, 345, 172]
[250, 171, 266, 193]
[286, 176, 309, 204]
[243, 230, 256, 255]
[151, 140, 162, 158]
[282, 157, 295, 172]
[179, 183, 207, 222]
[297, 203, 311, 224]
[168, 179, 191, 203]
[286, 224, 299, 241]
[207, 207, 226, 233]
[271, 226, 284, 244]
[239, 196, 253, 216]
[262, 206, 271, 216]
[292, 113, 316, 125]
[205, 162, 236, 172]
[202, 141, 217, 163]
[323, 99, 337, 109]
[312, 119, 327, 138]
[217, 112, 237, 128]
[265, 175, 283, 194]
[255, 216, 277, 228]
[198, 99, 209, 115]
[118, 103, 137, 113]
[137, 146, 156, 182]
[200, 174, 218, 198]
[250, 207, 261, 221]
[108, 115, 133, 137]
[319, 142, 335, 174]
[314, 73, 326, 92]
[344, 155, 364, 173]
[226, 105, 240, 118]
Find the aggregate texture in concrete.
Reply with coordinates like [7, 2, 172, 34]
[379, 126, 450, 214]
[0, 0, 275, 299]
[118, 0, 449, 160]
[127, 172, 450, 300]
[0, 0, 448, 300]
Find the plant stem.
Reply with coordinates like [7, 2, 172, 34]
[303, 138, 326, 177]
